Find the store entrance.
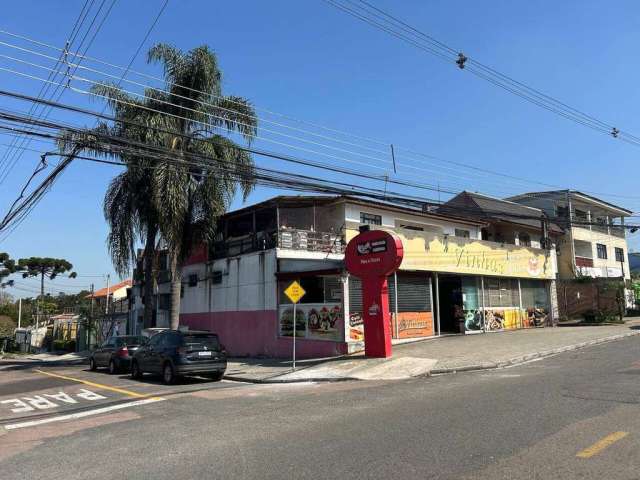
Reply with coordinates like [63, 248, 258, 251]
[438, 275, 464, 333]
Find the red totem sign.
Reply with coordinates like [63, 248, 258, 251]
[344, 229, 404, 358]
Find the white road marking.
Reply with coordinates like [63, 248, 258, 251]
[4, 397, 165, 430]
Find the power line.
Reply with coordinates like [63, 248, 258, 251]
[324, 0, 640, 146]
[4, 29, 640, 203]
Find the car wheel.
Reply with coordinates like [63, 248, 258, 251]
[108, 359, 117, 375]
[209, 371, 224, 382]
[162, 362, 175, 385]
[131, 361, 142, 380]
[89, 357, 97, 371]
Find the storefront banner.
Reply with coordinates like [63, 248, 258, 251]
[347, 229, 555, 279]
[279, 303, 343, 341]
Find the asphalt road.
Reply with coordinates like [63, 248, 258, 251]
[2, 336, 640, 479]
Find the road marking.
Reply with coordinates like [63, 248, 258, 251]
[4, 397, 165, 430]
[576, 431, 629, 458]
[34, 369, 155, 399]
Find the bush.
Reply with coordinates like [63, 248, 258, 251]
[583, 309, 623, 324]
[52, 339, 76, 352]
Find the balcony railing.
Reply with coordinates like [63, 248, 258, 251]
[278, 228, 345, 254]
[574, 256, 594, 268]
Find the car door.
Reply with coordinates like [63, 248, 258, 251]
[95, 339, 113, 367]
[143, 333, 164, 373]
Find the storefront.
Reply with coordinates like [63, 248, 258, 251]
[438, 275, 551, 334]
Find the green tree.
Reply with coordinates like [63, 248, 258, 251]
[18, 257, 77, 299]
[146, 44, 257, 328]
[0, 252, 18, 287]
[61, 44, 257, 330]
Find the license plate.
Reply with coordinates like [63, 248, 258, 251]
[198, 351, 212, 357]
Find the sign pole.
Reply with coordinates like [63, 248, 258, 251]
[292, 301, 296, 371]
[284, 280, 306, 372]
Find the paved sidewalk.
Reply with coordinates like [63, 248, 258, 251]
[226, 318, 640, 383]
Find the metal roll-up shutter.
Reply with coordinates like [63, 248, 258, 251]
[349, 276, 363, 313]
[395, 274, 431, 312]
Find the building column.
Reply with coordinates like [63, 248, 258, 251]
[342, 273, 350, 344]
[434, 272, 441, 336]
[393, 272, 399, 339]
[517, 278, 523, 329]
[549, 280, 559, 326]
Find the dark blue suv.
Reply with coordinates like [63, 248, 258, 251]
[131, 330, 227, 384]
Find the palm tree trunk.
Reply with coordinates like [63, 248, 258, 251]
[142, 226, 157, 329]
[169, 248, 182, 330]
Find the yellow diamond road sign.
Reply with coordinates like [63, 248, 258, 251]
[284, 280, 306, 304]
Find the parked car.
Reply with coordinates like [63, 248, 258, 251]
[90, 335, 147, 374]
[131, 330, 227, 384]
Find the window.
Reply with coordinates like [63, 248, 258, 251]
[399, 224, 424, 231]
[148, 334, 163, 347]
[188, 274, 198, 287]
[360, 212, 382, 226]
[574, 209, 588, 221]
[211, 270, 223, 284]
[455, 229, 470, 238]
[518, 232, 531, 247]
[556, 205, 569, 218]
[596, 243, 608, 259]
[615, 247, 625, 263]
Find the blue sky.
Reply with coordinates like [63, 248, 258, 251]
[1, 0, 640, 297]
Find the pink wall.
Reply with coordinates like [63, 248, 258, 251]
[181, 311, 348, 359]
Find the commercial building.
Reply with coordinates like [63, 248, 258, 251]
[507, 190, 632, 280]
[136, 194, 560, 359]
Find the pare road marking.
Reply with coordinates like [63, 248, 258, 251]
[4, 397, 165, 430]
[1, 389, 106, 413]
[576, 431, 629, 458]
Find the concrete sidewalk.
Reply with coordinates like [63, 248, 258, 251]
[225, 318, 640, 383]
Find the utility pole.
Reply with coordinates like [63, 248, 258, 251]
[105, 274, 110, 314]
[17, 298, 22, 329]
[88, 283, 94, 350]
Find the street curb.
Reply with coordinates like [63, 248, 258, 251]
[223, 374, 360, 384]
[224, 330, 640, 383]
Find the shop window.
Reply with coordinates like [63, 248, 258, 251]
[279, 276, 341, 304]
[187, 274, 198, 287]
[615, 247, 625, 262]
[455, 229, 470, 238]
[596, 243, 608, 259]
[360, 212, 382, 226]
[483, 278, 519, 308]
[520, 280, 549, 309]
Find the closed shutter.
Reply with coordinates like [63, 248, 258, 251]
[349, 276, 362, 313]
[392, 274, 431, 312]
[351, 274, 431, 313]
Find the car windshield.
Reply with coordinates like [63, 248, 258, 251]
[115, 336, 145, 347]
[182, 334, 220, 351]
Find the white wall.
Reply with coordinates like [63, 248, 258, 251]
[180, 249, 278, 314]
[344, 203, 481, 239]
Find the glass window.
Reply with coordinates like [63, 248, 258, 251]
[360, 212, 382, 226]
[483, 278, 519, 308]
[615, 247, 625, 262]
[182, 334, 220, 351]
[520, 280, 549, 309]
[455, 229, 470, 238]
[148, 334, 163, 347]
[279, 276, 338, 304]
[596, 244, 608, 259]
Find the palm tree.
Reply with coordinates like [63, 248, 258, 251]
[60, 43, 257, 330]
[145, 44, 257, 328]
[58, 95, 161, 330]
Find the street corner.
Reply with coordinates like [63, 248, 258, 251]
[0, 366, 165, 431]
